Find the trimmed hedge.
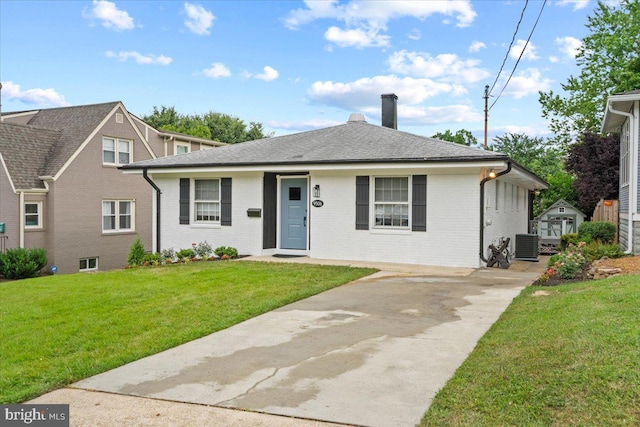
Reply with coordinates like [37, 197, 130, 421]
[0, 247, 48, 280]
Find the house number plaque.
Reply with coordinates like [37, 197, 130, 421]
[312, 200, 324, 208]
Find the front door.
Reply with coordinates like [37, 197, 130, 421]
[280, 178, 308, 250]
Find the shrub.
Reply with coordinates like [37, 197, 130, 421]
[160, 248, 176, 263]
[582, 241, 624, 262]
[176, 248, 195, 261]
[141, 252, 161, 266]
[127, 236, 146, 267]
[214, 246, 238, 259]
[192, 241, 213, 259]
[578, 221, 616, 244]
[560, 233, 580, 251]
[0, 247, 48, 279]
[550, 242, 588, 280]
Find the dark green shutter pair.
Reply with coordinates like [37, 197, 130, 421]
[355, 175, 426, 231]
[179, 178, 232, 225]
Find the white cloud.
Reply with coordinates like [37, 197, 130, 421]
[549, 55, 559, 63]
[184, 2, 215, 35]
[509, 39, 539, 60]
[555, 0, 590, 11]
[387, 50, 490, 84]
[555, 36, 582, 59]
[202, 63, 231, 78]
[499, 68, 552, 99]
[254, 66, 279, 82]
[284, 0, 476, 48]
[325, 26, 390, 48]
[407, 29, 421, 41]
[468, 41, 486, 53]
[1, 81, 70, 107]
[308, 75, 464, 111]
[106, 51, 172, 65]
[84, 0, 135, 31]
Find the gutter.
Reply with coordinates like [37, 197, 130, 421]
[479, 161, 512, 263]
[607, 103, 635, 254]
[142, 168, 162, 253]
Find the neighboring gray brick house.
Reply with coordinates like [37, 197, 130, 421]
[602, 89, 640, 254]
[0, 102, 224, 274]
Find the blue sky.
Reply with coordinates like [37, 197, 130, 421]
[0, 0, 607, 143]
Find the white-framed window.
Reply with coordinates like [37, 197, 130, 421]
[194, 179, 220, 222]
[103, 137, 132, 165]
[24, 202, 42, 229]
[621, 120, 630, 186]
[79, 257, 98, 271]
[558, 207, 566, 213]
[102, 200, 134, 232]
[374, 177, 409, 228]
[176, 141, 190, 155]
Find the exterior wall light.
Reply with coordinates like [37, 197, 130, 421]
[488, 170, 497, 179]
[313, 184, 320, 198]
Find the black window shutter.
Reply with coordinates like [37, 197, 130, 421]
[355, 176, 369, 230]
[179, 178, 190, 224]
[412, 175, 427, 232]
[221, 178, 232, 226]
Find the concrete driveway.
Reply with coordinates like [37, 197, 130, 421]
[34, 260, 545, 427]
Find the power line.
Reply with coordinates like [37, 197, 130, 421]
[489, 0, 547, 111]
[488, 0, 529, 96]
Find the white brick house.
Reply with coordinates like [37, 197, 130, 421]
[122, 95, 547, 268]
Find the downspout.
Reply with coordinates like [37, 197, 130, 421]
[607, 103, 635, 253]
[18, 191, 24, 248]
[479, 161, 512, 263]
[143, 168, 162, 253]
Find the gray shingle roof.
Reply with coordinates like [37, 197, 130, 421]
[124, 120, 507, 169]
[0, 102, 120, 189]
[0, 122, 62, 189]
[24, 102, 120, 176]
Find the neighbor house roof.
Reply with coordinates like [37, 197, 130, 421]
[0, 122, 62, 189]
[123, 118, 509, 169]
[535, 198, 586, 219]
[602, 89, 640, 132]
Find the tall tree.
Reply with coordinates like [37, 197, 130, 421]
[565, 132, 619, 215]
[538, 0, 640, 146]
[143, 106, 271, 143]
[431, 129, 478, 146]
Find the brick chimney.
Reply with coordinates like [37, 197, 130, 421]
[381, 93, 398, 129]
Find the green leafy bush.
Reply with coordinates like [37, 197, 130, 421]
[160, 248, 175, 263]
[127, 236, 146, 267]
[0, 247, 48, 279]
[141, 252, 161, 266]
[578, 221, 616, 244]
[176, 248, 195, 261]
[214, 246, 238, 259]
[560, 233, 580, 251]
[582, 241, 624, 262]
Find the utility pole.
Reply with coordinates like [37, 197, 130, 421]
[483, 84, 489, 150]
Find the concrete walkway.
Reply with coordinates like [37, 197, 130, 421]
[31, 258, 546, 427]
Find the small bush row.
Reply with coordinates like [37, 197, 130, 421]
[127, 237, 238, 267]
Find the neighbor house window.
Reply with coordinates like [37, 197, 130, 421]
[79, 257, 98, 271]
[621, 120, 630, 186]
[176, 141, 190, 154]
[24, 202, 42, 229]
[103, 137, 132, 165]
[194, 179, 220, 222]
[102, 200, 134, 232]
[374, 177, 409, 228]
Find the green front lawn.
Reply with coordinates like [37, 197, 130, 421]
[421, 275, 640, 426]
[0, 261, 376, 403]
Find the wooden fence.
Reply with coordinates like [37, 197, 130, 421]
[592, 199, 619, 243]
